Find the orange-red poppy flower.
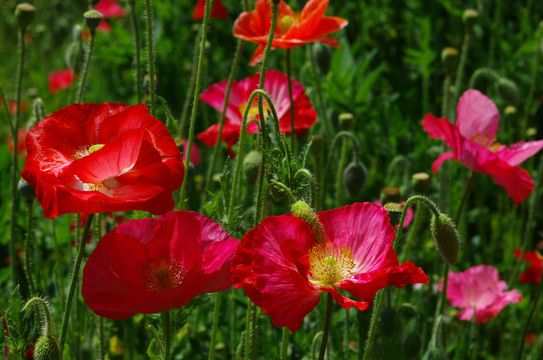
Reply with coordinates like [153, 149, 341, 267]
[233, 0, 348, 65]
[193, 0, 229, 20]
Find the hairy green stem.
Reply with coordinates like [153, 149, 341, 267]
[162, 311, 171, 360]
[334, 139, 349, 208]
[178, 26, 202, 139]
[468, 67, 500, 89]
[144, 0, 157, 116]
[308, 44, 331, 137]
[23, 297, 53, 337]
[280, 327, 290, 360]
[286, 48, 296, 151]
[399, 204, 424, 264]
[294, 169, 316, 208]
[76, 33, 96, 103]
[318, 293, 333, 360]
[452, 30, 471, 122]
[208, 292, 222, 360]
[361, 290, 385, 360]
[129, 0, 142, 103]
[24, 201, 36, 296]
[262, 182, 296, 217]
[394, 195, 440, 252]
[244, 302, 253, 360]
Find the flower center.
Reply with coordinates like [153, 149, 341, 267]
[239, 98, 271, 121]
[469, 133, 501, 151]
[73, 143, 105, 159]
[142, 256, 185, 293]
[277, 14, 299, 36]
[307, 243, 356, 288]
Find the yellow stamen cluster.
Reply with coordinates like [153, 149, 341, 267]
[307, 243, 356, 288]
[73, 143, 105, 160]
[239, 98, 271, 121]
[277, 14, 298, 36]
[142, 256, 185, 293]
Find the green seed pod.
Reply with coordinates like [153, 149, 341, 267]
[380, 187, 401, 204]
[18, 178, 35, 202]
[497, 78, 519, 106]
[83, 10, 103, 34]
[338, 113, 354, 131]
[430, 214, 460, 265]
[243, 150, 261, 185]
[462, 9, 479, 30]
[34, 335, 61, 360]
[384, 202, 403, 227]
[412, 172, 430, 195]
[291, 200, 325, 244]
[15, 3, 36, 31]
[313, 41, 332, 74]
[342, 161, 368, 199]
[441, 47, 458, 75]
[403, 332, 422, 359]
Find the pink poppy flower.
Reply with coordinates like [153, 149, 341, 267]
[95, 0, 126, 18]
[373, 199, 413, 228]
[197, 70, 317, 155]
[176, 138, 201, 166]
[423, 89, 543, 206]
[82, 211, 238, 319]
[513, 249, 542, 284]
[442, 264, 522, 323]
[193, 0, 229, 20]
[48, 69, 75, 94]
[231, 202, 428, 332]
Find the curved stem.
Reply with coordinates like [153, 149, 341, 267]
[76, 33, 96, 103]
[262, 182, 296, 218]
[468, 67, 500, 89]
[362, 290, 385, 360]
[517, 273, 543, 359]
[399, 204, 424, 264]
[208, 292, 222, 360]
[178, 0, 213, 209]
[286, 48, 296, 152]
[144, 0, 157, 116]
[295, 169, 316, 208]
[280, 327, 290, 360]
[318, 293, 333, 360]
[161, 311, 171, 360]
[59, 213, 95, 353]
[23, 297, 53, 337]
[24, 200, 36, 296]
[334, 139, 349, 207]
[395, 195, 440, 251]
[129, 0, 142, 103]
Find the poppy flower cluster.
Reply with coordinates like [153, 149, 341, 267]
[423, 89, 543, 206]
[231, 202, 428, 332]
[442, 264, 522, 323]
[198, 70, 317, 154]
[233, 0, 348, 65]
[21, 103, 184, 218]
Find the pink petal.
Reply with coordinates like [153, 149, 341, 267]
[422, 113, 464, 156]
[493, 140, 543, 166]
[200, 79, 244, 125]
[432, 152, 455, 173]
[456, 89, 500, 146]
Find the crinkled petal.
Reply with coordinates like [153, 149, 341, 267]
[493, 140, 543, 166]
[456, 89, 500, 146]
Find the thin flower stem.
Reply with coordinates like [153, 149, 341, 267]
[361, 290, 385, 360]
[205, 38, 245, 189]
[178, 0, 213, 209]
[334, 139, 349, 208]
[208, 292, 222, 360]
[262, 182, 296, 217]
[144, 0, 157, 116]
[280, 327, 290, 360]
[129, 0, 142, 103]
[467, 67, 500, 89]
[469, 312, 478, 360]
[178, 26, 202, 139]
[517, 272, 543, 359]
[23, 297, 53, 337]
[394, 195, 440, 252]
[452, 30, 471, 122]
[286, 48, 296, 152]
[100, 316, 106, 360]
[318, 293, 333, 360]
[398, 204, 424, 264]
[24, 200, 36, 296]
[455, 171, 475, 228]
[0, 84, 14, 133]
[429, 265, 449, 349]
[76, 33, 96, 103]
[244, 302, 253, 360]
[294, 169, 316, 208]
[59, 213, 95, 353]
[162, 310, 171, 360]
[308, 44, 331, 137]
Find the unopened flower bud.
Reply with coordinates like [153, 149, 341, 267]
[441, 47, 458, 75]
[34, 335, 61, 360]
[403, 332, 422, 359]
[313, 41, 332, 74]
[18, 178, 35, 202]
[243, 150, 261, 185]
[15, 3, 36, 31]
[72, 24, 83, 41]
[380, 187, 401, 204]
[384, 202, 403, 227]
[412, 172, 430, 195]
[497, 78, 519, 106]
[291, 200, 325, 244]
[338, 113, 354, 131]
[504, 105, 517, 117]
[526, 127, 537, 138]
[430, 214, 460, 265]
[83, 10, 103, 34]
[462, 9, 479, 30]
[343, 161, 367, 199]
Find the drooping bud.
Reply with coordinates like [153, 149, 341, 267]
[380, 187, 401, 204]
[83, 10, 103, 34]
[313, 41, 332, 74]
[412, 172, 430, 195]
[441, 47, 458, 75]
[462, 9, 479, 31]
[338, 113, 354, 131]
[18, 178, 35, 202]
[384, 202, 403, 227]
[430, 214, 460, 265]
[15, 3, 36, 31]
[343, 161, 368, 199]
[243, 150, 261, 185]
[291, 200, 325, 244]
[34, 335, 61, 360]
[497, 78, 519, 106]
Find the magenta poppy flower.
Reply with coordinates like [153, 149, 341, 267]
[48, 69, 75, 94]
[95, 0, 125, 18]
[21, 103, 184, 218]
[193, 0, 229, 20]
[423, 89, 543, 206]
[231, 202, 428, 332]
[82, 211, 238, 319]
[513, 250, 542, 284]
[442, 264, 522, 323]
[197, 70, 317, 154]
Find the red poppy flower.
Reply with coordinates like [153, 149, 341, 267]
[231, 202, 428, 332]
[21, 103, 184, 219]
[82, 210, 238, 319]
[7, 128, 27, 156]
[48, 69, 75, 94]
[441, 264, 521, 323]
[423, 89, 543, 206]
[193, 0, 229, 20]
[95, 0, 125, 18]
[514, 249, 543, 284]
[233, 0, 348, 65]
[197, 70, 317, 155]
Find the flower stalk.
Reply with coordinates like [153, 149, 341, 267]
[144, 0, 157, 116]
[318, 292, 333, 360]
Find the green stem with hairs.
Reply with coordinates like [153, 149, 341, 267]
[208, 292, 222, 360]
[59, 213, 95, 353]
[394, 195, 440, 252]
[286, 48, 296, 151]
[262, 182, 296, 217]
[468, 67, 500, 89]
[244, 302, 253, 360]
[162, 311, 171, 360]
[334, 139, 349, 208]
[308, 44, 331, 137]
[144, 0, 157, 116]
[280, 327, 290, 360]
[129, 0, 142, 103]
[23, 297, 53, 337]
[361, 290, 385, 360]
[399, 203, 424, 264]
[76, 32, 96, 103]
[178, 26, 202, 139]
[24, 200, 36, 296]
[318, 293, 333, 360]
[295, 169, 316, 208]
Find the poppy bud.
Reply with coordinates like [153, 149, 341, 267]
[338, 113, 354, 131]
[313, 41, 332, 74]
[504, 105, 517, 117]
[72, 24, 83, 41]
[462, 9, 478, 30]
[15, 3, 36, 31]
[343, 161, 368, 199]
[18, 178, 35, 202]
[380, 187, 401, 204]
[441, 47, 458, 75]
[243, 150, 261, 185]
[497, 78, 519, 106]
[403, 332, 422, 359]
[384, 202, 403, 227]
[83, 10, 103, 34]
[34, 335, 61, 360]
[430, 214, 460, 265]
[412, 172, 430, 195]
[526, 127, 537, 139]
[291, 200, 325, 244]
